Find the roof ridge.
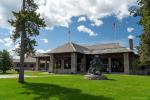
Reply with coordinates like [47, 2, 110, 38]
[70, 42, 76, 52]
[86, 43, 120, 47]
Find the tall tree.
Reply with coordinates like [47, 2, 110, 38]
[138, 0, 150, 64]
[9, 0, 46, 83]
[131, 0, 150, 64]
[0, 50, 13, 73]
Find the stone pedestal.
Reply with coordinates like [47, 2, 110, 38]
[85, 74, 107, 80]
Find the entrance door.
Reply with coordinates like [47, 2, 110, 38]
[111, 58, 124, 72]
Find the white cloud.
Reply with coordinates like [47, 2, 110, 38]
[45, 27, 54, 31]
[0, 39, 3, 43]
[3, 38, 13, 46]
[9, 28, 15, 35]
[0, 37, 13, 47]
[78, 16, 86, 22]
[0, 0, 137, 30]
[0, 15, 2, 19]
[38, 0, 137, 27]
[40, 38, 48, 43]
[8, 49, 19, 59]
[127, 27, 134, 33]
[90, 17, 103, 27]
[0, 0, 21, 30]
[77, 25, 98, 36]
[128, 35, 134, 39]
[15, 43, 20, 49]
[36, 0, 47, 6]
[36, 49, 51, 53]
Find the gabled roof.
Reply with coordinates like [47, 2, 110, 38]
[49, 42, 88, 54]
[49, 42, 133, 54]
[84, 47, 132, 54]
[84, 43, 132, 54]
[85, 43, 121, 50]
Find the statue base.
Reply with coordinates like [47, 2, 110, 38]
[85, 74, 107, 80]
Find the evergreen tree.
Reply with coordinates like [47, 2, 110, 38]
[131, 0, 150, 65]
[0, 50, 13, 73]
[138, 0, 150, 65]
[8, 0, 46, 83]
[0, 51, 2, 72]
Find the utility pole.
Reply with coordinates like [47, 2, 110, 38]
[18, 0, 26, 83]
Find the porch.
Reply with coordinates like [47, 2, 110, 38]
[35, 52, 130, 74]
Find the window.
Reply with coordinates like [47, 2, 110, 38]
[55, 60, 61, 69]
[17, 64, 20, 67]
[30, 64, 34, 67]
[64, 58, 71, 69]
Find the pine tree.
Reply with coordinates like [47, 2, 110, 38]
[8, 0, 46, 83]
[131, 0, 150, 65]
[138, 0, 150, 65]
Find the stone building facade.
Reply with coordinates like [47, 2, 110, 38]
[34, 39, 136, 74]
[13, 57, 49, 71]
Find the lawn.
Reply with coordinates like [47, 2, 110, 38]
[0, 71, 150, 100]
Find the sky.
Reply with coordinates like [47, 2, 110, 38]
[0, 0, 143, 58]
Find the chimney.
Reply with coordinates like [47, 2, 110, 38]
[128, 35, 134, 50]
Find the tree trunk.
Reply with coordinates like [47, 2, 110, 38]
[18, 0, 26, 83]
[3, 70, 6, 74]
[19, 33, 25, 83]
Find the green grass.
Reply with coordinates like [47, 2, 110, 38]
[0, 71, 150, 100]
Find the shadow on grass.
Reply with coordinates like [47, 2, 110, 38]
[21, 82, 114, 100]
[0, 72, 15, 75]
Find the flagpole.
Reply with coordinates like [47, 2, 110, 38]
[113, 22, 117, 43]
[68, 28, 71, 43]
[115, 24, 117, 43]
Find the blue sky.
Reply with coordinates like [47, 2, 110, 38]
[0, 0, 142, 57]
[36, 16, 142, 50]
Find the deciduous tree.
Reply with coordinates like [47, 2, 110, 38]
[0, 50, 13, 73]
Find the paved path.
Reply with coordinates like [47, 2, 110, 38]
[0, 74, 73, 79]
[0, 74, 45, 79]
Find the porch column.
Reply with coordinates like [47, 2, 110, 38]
[71, 53, 77, 73]
[36, 58, 40, 71]
[45, 60, 47, 71]
[61, 59, 64, 71]
[49, 54, 54, 73]
[81, 55, 86, 72]
[123, 53, 130, 74]
[108, 57, 111, 73]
